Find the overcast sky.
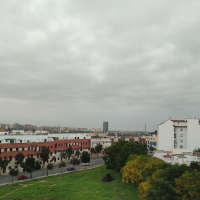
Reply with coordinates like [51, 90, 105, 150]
[1, 1, 200, 131]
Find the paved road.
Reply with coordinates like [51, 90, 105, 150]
[0, 157, 103, 185]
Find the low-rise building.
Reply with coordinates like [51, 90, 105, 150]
[0, 132, 91, 175]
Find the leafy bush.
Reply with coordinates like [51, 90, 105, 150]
[101, 173, 114, 182]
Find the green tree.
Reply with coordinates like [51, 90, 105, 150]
[20, 157, 39, 179]
[95, 143, 103, 156]
[149, 146, 156, 151]
[0, 157, 10, 176]
[15, 152, 25, 170]
[81, 151, 90, 169]
[9, 168, 19, 183]
[146, 163, 189, 200]
[59, 161, 66, 173]
[116, 141, 147, 171]
[35, 161, 41, 170]
[40, 146, 50, 167]
[75, 149, 81, 158]
[102, 155, 108, 164]
[70, 157, 80, 170]
[47, 163, 53, 176]
[67, 147, 74, 161]
[51, 156, 56, 164]
[175, 170, 200, 199]
[104, 140, 128, 169]
[90, 148, 95, 157]
[60, 151, 67, 161]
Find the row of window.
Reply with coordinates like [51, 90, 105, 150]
[0, 142, 91, 154]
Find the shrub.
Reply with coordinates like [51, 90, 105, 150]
[101, 173, 114, 182]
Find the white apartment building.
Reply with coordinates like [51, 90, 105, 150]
[157, 118, 200, 150]
[91, 138, 111, 149]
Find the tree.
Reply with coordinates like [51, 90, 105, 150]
[0, 157, 10, 176]
[149, 146, 156, 151]
[102, 155, 108, 164]
[9, 168, 19, 183]
[70, 157, 80, 170]
[47, 163, 53, 176]
[35, 161, 41, 170]
[59, 161, 66, 173]
[175, 170, 200, 200]
[104, 140, 128, 169]
[145, 163, 189, 200]
[40, 146, 50, 167]
[90, 148, 95, 157]
[51, 156, 56, 164]
[20, 157, 39, 179]
[75, 149, 81, 158]
[60, 151, 67, 161]
[95, 143, 103, 156]
[15, 152, 25, 170]
[116, 141, 147, 171]
[81, 151, 90, 169]
[67, 147, 74, 161]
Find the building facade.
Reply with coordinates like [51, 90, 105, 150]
[157, 118, 200, 150]
[103, 122, 108, 133]
[0, 132, 91, 175]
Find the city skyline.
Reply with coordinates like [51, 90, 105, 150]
[1, 1, 200, 131]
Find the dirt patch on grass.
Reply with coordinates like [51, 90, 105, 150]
[40, 181, 47, 182]
[55, 177, 64, 180]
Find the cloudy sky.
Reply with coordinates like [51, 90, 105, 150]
[1, 1, 200, 131]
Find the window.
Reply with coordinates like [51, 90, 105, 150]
[4, 148, 7, 152]
[37, 153, 39, 158]
[180, 139, 183, 142]
[16, 148, 18, 151]
[9, 156, 12, 161]
[28, 147, 30, 150]
[180, 128, 183, 131]
[180, 145, 183, 148]
[27, 154, 30, 158]
[10, 148, 12, 151]
[22, 148, 24, 151]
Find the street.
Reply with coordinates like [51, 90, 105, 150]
[0, 157, 103, 185]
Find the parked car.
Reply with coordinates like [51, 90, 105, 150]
[67, 167, 74, 171]
[82, 163, 90, 166]
[17, 175, 28, 180]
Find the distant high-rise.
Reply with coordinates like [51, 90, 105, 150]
[103, 121, 108, 133]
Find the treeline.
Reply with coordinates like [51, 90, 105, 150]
[104, 141, 200, 200]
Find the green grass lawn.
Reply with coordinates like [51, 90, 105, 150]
[0, 166, 140, 200]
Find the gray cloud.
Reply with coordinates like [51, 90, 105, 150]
[1, 0, 200, 130]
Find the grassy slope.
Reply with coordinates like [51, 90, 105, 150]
[0, 166, 140, 200]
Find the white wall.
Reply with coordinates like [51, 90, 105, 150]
[49, 133, 91, 140]
[187, 119, 200, 150]
[91, 138, 111, 149]
[158, 120, 174, 150]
